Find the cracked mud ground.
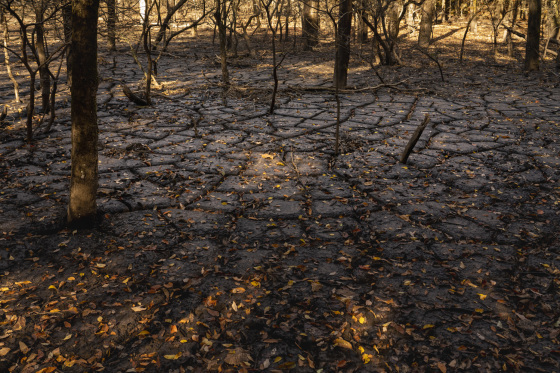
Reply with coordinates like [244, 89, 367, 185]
[1, 31, 560, 372]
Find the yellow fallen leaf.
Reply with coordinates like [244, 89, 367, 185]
[359, 316, 366, 324]
[478, 293, 487, 300]
[274, 356, 282, 363]
[0, 347, 10, 356]
[334, 337, 353, 349]
[262, 154, 274, 159]
[231, 287, 245, 293]
[63, 334, 72, 341]
[164, 352, 182, 360]
[423, 324, 435, 329]
[132, 306, 146, 312]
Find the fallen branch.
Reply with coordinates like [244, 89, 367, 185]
[502, 25, 526, 39]
[123, 84, 149, 106]
[400, 113, 430, 164]
[287, 79, 410, 93]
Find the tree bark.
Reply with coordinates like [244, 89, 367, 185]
[2, 12, 20, 102]
[302, 0, 319, 50]
[215, 0, 229, 91]
[63, 3, 72, 86]
[68, 0, 100, 226]
[418, 0, 435, 48]
[525, 0, 541, 71]
[34, 7, 50, 114]
[107, 0, 117, 50]
[334, 0, 352, 88]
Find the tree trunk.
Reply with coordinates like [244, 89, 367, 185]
[215, 0, 229, 102]
[35, 9, 50, 114]
[63, 4, 72, 86]
[525, 0, 541, 71]
[107, 0, 117, 50]
[302, 0, 319, 50]
[471, 0, 478, 34]
[68, 0, 100, 226]
[2, 12, 20, 102]
[357, 0, 368, 43]
[334, 0, 352, 88]
[418, 0, 435, 47]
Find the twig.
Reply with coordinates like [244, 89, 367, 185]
[414, 46, 445, 82]
[400, 114, 430, 164]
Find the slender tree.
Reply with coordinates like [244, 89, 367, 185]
[525, 0, 541, 71]
[334, 0, 352, 88]
[302, 0, 319, 50]
[418, 0, 435, 48]
[107, 0, 117, 50]
[68, 0, 100, 226]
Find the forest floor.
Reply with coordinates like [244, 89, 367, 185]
[1, 21, 560, 372]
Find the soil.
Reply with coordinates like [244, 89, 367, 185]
[0, 19, 559, 373]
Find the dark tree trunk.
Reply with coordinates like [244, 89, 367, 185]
[357, 0, 368, 44]
[418, 0, 435, 48]
[35, 10, 50, 114]
[506, 0, 519, 56]
[68, 0, 100, 226]
[107, 0, 117, 50]
[302, 0, 319, 50]
[334, 0, 352, 88]
[525, 0, 541, 71]
[215, 0, 229, 84]
[63, 4, 72, 86]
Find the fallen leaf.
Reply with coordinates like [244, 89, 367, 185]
[19, 341, 29, 354]
[334, 337, 353, 349]
[164, 352, 182, 360]
[224, 347, 252, 366]
[131, 306, 146, 312]
[0, 347, 10, 356]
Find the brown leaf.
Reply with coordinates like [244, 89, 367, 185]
[224, 348, 252, 366]
[0, 347, 10, 356]
[437, 361, 447, 373]
[19, 341, 29, 354]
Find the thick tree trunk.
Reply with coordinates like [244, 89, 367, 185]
[107, 0, 117, 50]
[525, 0, 541, 71]
[68, 0, 100, 226]
[418, 0, 435, 48]
[334, 0, 352, 88]
[302, 0, 319, 50]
